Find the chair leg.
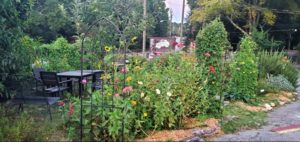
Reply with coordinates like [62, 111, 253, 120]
[18, 103, 24, 112]
[47, 104, 52, 120]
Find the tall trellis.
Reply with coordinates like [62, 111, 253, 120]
[78, 16, 130, 141]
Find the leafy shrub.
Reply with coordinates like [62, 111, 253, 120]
[264, 75, 295, 92]
[33, 37, 80, 71]
[195, 18, 229, 114]
[229, 37, 258, 102]
[252, 29, 283, 51]
[258, 51, 298, 85]
[63, 52, 209, 141]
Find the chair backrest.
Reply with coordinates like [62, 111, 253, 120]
[32, 68, 45, 81]
[94, 72, 102, 82]
[40, 71, 59, 86]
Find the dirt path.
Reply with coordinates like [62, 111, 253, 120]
[215, 81, 300, 141]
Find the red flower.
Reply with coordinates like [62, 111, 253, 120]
[209, 66, 216, 73]
[122, 86, 133, 94]
[114, 93, 120, 97]
[120, 67, 128, 74]
[204, 52, 211, 57]
[57, 101, 65, 106]
[68, 103, 75, 117]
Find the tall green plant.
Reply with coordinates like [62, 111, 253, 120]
[195, 18, 229, 115]
[230, 37, 258, 102]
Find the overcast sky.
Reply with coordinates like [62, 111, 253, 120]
[165, 0, 191, 23]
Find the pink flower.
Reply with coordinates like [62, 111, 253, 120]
[114, 93, 120, 97]
[120, 67, 128, 74]
[57, 101, 65, 106]
[81, 79, 88, 84]
[68, 103, 75, 117]
[204, 52, 211, 57]
[122, 86, 133, 94]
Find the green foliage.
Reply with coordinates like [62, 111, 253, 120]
[257, 51, 298, 85]
[63, 52, 209, 140]
[221, 104, 266, 134]
[252, 29, 283, 51]
[25, 0, 76, 42]
[265, 75, 295, 92]
[0, 0, 33, 95]
[195, 18, 229, 114]
[147, 0, 169, 37]
[229, 37, 258, 102]
[33, 37, 80, 71]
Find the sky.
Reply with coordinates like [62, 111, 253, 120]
[165, 0, 191, 23]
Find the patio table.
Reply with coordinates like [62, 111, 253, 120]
[57, 70, 104, 93]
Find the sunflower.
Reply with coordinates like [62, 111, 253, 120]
[131, 36, 138, 44]
[104, 46, 111, 52]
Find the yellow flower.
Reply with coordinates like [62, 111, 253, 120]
[126, 76, 132, 82]
[131, 36, 138, 43]
[101, 73, 111, 80]
[138, 81, 143, 85]
[143, 112, 148, 117]
[131, 100, 137, 106]
[106, 93, 112, 96]
[104, 46, 111, 52]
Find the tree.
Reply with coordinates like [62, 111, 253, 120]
[191, 0, 277, 35]
[24, 0, 77, 43]
[147, 0, 169, 37]
[0, 0, 33, 97]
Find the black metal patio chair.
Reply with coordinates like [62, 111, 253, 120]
[32, 68, 45, 92]
[91, 71, 103, 91]
[40, 71, 73, 96]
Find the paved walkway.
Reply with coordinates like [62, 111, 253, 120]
[216, 80, 300, 141]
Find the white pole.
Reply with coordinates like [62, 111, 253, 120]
[142, 0, 147, 57]
[180, 0, 185, 42]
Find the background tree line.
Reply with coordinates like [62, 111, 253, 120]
[186, 0, 300, 50]
[0, 0, 170, 97]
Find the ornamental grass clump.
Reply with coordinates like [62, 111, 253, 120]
[229, 37, 258, 102]
[257, 51, 298, 86]
[195, 18, 229, 114]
